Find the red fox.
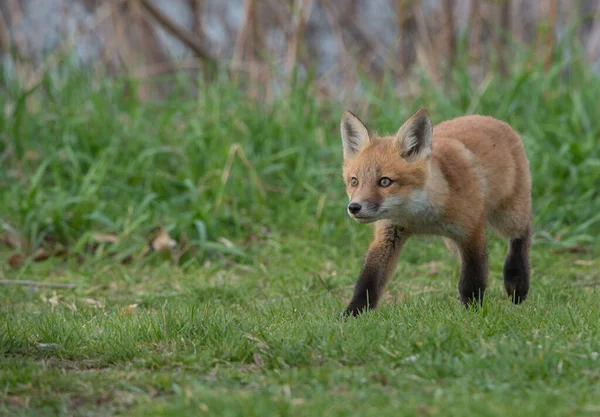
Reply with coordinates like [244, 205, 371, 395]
[341, 109, 532, 316]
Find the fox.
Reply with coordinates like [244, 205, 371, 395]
[340, 108, 532, 317]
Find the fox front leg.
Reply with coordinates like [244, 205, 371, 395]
[344, 222, 408, 317]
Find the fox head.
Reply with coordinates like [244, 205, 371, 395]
[340, 108, 433, 224]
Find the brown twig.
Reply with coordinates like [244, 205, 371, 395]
[0, 280, 76, 289]
[231, 0, 267, 99]
[395, 0, 414, 74]
[109, 1, 135, 73]
[285, 0, 312, 82]
[189, 0, 204, 40]
[512, 0, 524, 44]
[413, 2, 439, 82]
[442, 0, 456, 82]
[140, 0, 217, 67]
[494, 0, 511, 76]
[321, 0, 357, 91]
[132, 59, 206, 78]
[217, 143, 266, 208]
[0, 7, 10, 53]
[586, 3, 600, 63]
[126, 1, 172, 100]
[469, 0, 482, 80]
[344, 7, 386, 82]
[544, 0, 558, 71]
[566, 280, 600, 288]
[7, 0, 29, 57]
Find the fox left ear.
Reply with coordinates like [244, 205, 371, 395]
[341, 110, 371, 159]
[395, 108, 432, 160]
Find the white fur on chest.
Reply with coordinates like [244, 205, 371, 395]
[381, 191, 462, 239]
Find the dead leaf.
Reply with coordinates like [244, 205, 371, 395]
[4, 395, 29, 408]
[416, 404, 432, 416]
[33, 248, 50, 262]
[37, 343, 60, 351]
[84, 298, 105, 309]
[253, 352, 265, 368]
[24, 150, 40, 161]
[332, 383, 348, 393]
[170, 232, 191, 265]
[119, 303, 138, 316]
[53, 249, 68, 257]
[48, 294, 60, 310]
[114, 390, 135, 407]
[136, 245, 151, 261]
[95, 393, 111, 406]
[371, 374, 389, 385]
[420, 261, 442, 277]
[1, 223, 27, 250]
[70, 396, 86, 409]
[8, 253, 25, 268]
[119, 255, 133, 264]
[291, 398, 306, 405]
[151, 229, 176, 252]
[574, 260, 594, 266]
[92, 233, 118, 244]
[400, 354, 420, 364]
[217, 237, 234, 248]
[553, 245, 591, 254]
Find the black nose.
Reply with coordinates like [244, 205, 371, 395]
[348, 203, 362, 214]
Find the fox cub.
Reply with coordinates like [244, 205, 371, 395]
[340, 109, 532, 316]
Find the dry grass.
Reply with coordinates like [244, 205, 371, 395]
[1, 0, 598, 101]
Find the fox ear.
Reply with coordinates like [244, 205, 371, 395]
[341, 110, 370, 159]
[395, 108, 432, 160]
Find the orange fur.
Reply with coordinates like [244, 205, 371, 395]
[340, 109, 532, 316]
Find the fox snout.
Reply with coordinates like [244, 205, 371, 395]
[347, 201, 381, 223]
[348, 202, 362, 214]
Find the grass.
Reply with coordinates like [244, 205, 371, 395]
[1, 39, 600, 416]
[1, 242, 599, 416]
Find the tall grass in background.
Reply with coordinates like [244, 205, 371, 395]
[0, 35, 598, 267]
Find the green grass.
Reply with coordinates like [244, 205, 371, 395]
[1, 39, 600, 416]
[1, 242, 599, 416]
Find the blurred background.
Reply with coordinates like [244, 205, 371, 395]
[1, 1, 599, 98]
[1, 0, 599, 266]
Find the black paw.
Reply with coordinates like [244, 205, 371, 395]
[504, 268, 529, 304]
[459, 290, 485, 309]
[341, 304, 369, 318]
[505, 280, 529, 304]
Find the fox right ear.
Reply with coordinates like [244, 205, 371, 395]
[341, 111, 370, 159]
[395, 108, 432, 160]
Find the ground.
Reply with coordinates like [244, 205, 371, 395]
[2, 236, 599, 416]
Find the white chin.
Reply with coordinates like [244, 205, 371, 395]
[351, 215, 378, 224]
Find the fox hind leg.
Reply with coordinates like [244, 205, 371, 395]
[503, 221, 532, 304]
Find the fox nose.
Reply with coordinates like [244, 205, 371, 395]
[348, 203, 362, 214]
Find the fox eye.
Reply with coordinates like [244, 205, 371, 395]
[378, 177, 392, 187]
[350, 177, 358, 187]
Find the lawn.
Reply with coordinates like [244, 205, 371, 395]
[1, 44, 600, 416]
